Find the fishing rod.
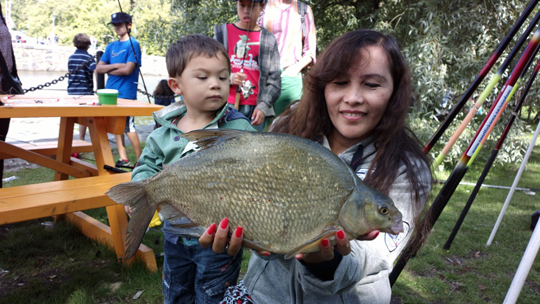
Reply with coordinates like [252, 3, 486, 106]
[116, 0, 151, 104]
[422, 0, 538, 154]
[390, 26, 540, 287]
[433, 8, 540, 168]
[234, 0, 256, 110]
[443, 55, 540, 251]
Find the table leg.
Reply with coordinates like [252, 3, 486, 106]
[87, 116, 130, 262]
[106, 204, 129, 261]
[55, 117, 75, 181]
[87, 117, 115, 176]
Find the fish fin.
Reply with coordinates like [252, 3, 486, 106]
[162, 226, 207, 238]
[181, 129, 247, 151]
[242, 239, 273, 252]
[159, 203, 190, 223]
[284, 228, 341, 259]
[106, 181, 156, 260]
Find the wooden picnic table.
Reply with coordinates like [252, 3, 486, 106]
[0, 95, 163, 271]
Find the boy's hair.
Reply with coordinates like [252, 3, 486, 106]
[73, 33, 91, 50]
[166, 34, 230, 78]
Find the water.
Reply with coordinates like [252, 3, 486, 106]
[6, 71, 166, 144]
[17, 70, 167, 102]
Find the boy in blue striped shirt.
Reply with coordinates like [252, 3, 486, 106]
[68, 33, 96, 143]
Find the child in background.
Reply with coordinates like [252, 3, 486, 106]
[67, 33, 97, 145]
[214, 0, 281, 131]
[152, 79, 177, 129]
[130, 34, 255, 304]
[153, 79, 176, 107]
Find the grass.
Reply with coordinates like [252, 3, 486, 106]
[1, 132, 540, 303]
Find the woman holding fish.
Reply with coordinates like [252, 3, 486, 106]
[201, 29, 433, 303]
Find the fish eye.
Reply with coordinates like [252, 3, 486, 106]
[379, 205, 389, 215]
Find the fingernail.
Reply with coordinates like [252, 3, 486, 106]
[235, 227, 243, 238]
[374, 231, 380, 238]
[220, 218, 229, 229]
[337, 230, 345, 240]
[208, 223, 216, 235]
[321, 239, 329, 247]
[263, 252, 270, 256]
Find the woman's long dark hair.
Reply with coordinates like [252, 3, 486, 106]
[271, 29, 431, 221]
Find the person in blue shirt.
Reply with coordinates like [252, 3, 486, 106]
[96, 12, 142, 168]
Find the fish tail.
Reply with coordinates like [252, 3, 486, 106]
[106, 181, 155, 260]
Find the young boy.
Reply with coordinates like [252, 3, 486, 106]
[213, 0, 281, 131]
[95, 12, 142, 168]
[67, 33, 97, 144]
[130, 35, 255, 304]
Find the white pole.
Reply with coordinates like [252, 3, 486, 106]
[503, 216, 540, 304]
[487, 118, 540, 246]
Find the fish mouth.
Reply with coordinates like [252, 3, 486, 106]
[382, 213, 404, 235]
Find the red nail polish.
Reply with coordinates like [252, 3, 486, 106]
[264, 252, 270, 256]
[374, 231, 380, 238]
[220, 218, 229, 229]
[337, 230, 345, 240]
[235, 227, 243, 238]
[321, 239, 329, 247]
[208, 223, 216, 235]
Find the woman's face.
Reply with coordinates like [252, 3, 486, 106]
[324, 45, 394, 150]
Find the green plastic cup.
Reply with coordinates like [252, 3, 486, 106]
[97, 89, 119, 105]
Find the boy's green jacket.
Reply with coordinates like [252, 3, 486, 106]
[131, 103, 255, 183]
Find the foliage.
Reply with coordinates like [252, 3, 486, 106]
[9, 0, 539, 166]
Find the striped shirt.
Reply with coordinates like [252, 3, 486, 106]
[67, 49, 96, 95]
[258, 0, 317, 69]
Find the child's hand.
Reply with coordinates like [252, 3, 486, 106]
[232, 72, 247, 86]
[251, 109, 265, 125]
[124, 205, 133, 217]
[281, 64, 302, 78]
[199, 218, 244, 256]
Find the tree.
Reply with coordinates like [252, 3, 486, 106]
[12, 0, 536, 167]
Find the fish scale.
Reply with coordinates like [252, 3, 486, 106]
[107, 130, 403, 259]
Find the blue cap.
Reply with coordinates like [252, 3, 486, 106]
[108, 12, 132, 25]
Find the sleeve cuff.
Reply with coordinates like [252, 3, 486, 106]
[255, 101, 271, 115]
[300, 251, 343, 281]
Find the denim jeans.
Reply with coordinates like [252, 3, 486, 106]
[162, 238, 243, 304]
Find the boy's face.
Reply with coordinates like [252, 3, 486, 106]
[237, 0, 264, 29]
[112, 23, 130, 37]
[168, 53, 230, 114]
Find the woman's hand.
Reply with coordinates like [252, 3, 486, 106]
[199, 218, 244, 256]
[297, 230, 380, 264]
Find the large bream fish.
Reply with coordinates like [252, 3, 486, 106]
[106, 130, 403, 259]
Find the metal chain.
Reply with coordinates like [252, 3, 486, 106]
[23, 55, 97, 93]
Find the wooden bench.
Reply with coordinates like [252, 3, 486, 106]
[0, 173, 157, 271]
[0, 140, 93, 160]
